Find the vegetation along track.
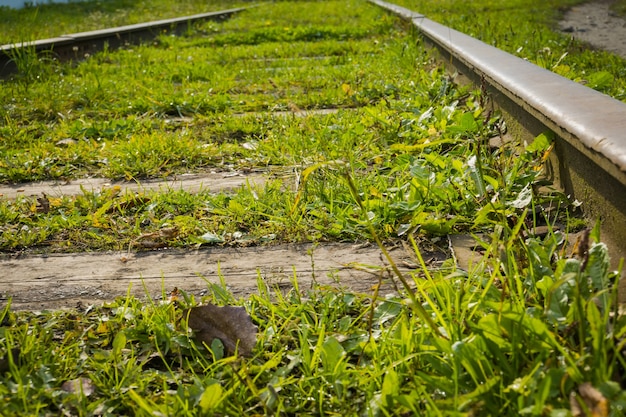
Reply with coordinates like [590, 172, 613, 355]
[1, 1, 626, 415]
[1, 0, 624, 303]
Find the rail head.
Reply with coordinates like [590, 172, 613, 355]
[56, 8, 249, 42]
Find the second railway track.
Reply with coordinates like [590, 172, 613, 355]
[0, 7, 247, 77]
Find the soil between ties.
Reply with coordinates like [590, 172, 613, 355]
[0, 171, 269, 200]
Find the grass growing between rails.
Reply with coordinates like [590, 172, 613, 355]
[1, 1, 624, 414]
[1, 225, 625, 415]
[0, 113, 583, 253]
[2, 0, 626, 103]
[0, 2, 400, 183]
[0, 1, 583, 253]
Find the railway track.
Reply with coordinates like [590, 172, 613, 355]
[0, 7, 246, 76]
[3, 1, 623, 257]
[1, 5, 624, 414]
[370, 0, 626, 274]
[1, 1, 625, 306]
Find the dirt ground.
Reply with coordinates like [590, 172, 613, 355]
[558, 0, 626, 59]
[0, 242, 453, 311]
[0, 171, 269, 200]
[1, 0, 625, 311]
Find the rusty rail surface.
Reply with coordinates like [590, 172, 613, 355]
[369, 0, 626, 276]
[0, 7, 247, 76]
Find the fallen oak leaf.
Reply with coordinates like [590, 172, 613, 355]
[185, 303, 257, 357]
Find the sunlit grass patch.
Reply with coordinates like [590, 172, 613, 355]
[0, 0, 251, 44]
[393, 0, 626, 101]
[0, 4, 430, 183]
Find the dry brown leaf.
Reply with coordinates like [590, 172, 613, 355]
[133, 226, 179, 248]
[570, 382, 609, 417]
[36, 193, 50, 213]
[168, 287, 181, 303]
[186, 303, 257, 357]
[158, 226, 179, 239]
[136, 231, 160, 240]
[61, 377, 96, 396]
[136, 239, 166, 249]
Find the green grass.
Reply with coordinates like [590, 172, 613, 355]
[0, 1, 624, 415]
[613, 0, 626, 16]
[2, 0, 625, 102]
[0, 3, 403, 183]
[0, 0, 581, 253]
[1, 225, 624, 415]
[393, 0, 626, 101]
[0, 0, 521, 252]
[0, 0, 252, 44]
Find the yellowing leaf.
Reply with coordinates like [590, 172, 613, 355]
[112, 332, 126, 356]
[553, 64, 571, 76]
[199, 383, 223, 412]
[369, 186, 382, 198]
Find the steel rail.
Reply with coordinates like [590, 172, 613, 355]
[0, 7, 248, 76]
[369, 0, 626, 275]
